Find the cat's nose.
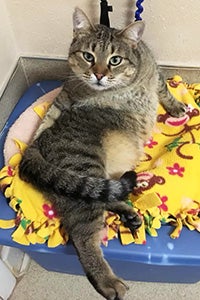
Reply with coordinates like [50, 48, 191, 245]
[95, 73, 104, 81]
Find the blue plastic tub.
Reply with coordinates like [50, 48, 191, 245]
[0, 81, 199, 283]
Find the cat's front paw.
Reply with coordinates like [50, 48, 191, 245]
[97, 275, 128, 300]
[120, 210, 142, 231]
[168, 101, 187, 118]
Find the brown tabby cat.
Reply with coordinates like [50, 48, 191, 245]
[19, 7, 186, 300]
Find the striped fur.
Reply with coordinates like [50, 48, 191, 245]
[19, 8, 186, 300]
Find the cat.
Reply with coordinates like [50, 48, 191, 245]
[19, 7, 186, 300]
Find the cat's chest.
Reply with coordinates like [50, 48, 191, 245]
[102, 130, 144, 180]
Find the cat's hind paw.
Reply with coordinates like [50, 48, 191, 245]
[120, 211, 142, 231]
[97, 276, 128, 300]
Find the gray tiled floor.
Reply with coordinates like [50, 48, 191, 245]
[9, 260, 200, 300]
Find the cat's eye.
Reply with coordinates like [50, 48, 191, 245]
[83, 52, 94, 63]
[109, 56, 123, 66]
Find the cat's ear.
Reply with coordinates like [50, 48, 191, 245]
[73, 7, 94, 32]
[118, 21, 145, 47]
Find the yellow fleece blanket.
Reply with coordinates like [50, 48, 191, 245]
[0, 75, 200, 247]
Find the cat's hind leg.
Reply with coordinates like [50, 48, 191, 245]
[106, 171, 142, 232]
[70, 215, 128, 300]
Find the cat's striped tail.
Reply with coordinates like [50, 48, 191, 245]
[19, 145, 137, 202]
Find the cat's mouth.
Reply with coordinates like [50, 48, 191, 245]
[87, 74, 110, 91]
[89, 81, 108, 91]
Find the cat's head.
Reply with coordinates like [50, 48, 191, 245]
[68, 8, 145, 91]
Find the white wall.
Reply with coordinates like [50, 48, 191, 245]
[1, 0, 200, 94]
[142, 0, 200, 67]
[4, 0, 97, 59]
[4, 0, 200, 67]
[0, 0, 18, 96]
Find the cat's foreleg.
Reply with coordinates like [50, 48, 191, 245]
[33, 103, 61, 139]
[70, 216, 128, 300]
[158, 72, 187, 117]
[34, 89, 72, 140]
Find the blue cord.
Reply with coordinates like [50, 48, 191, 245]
[135, 0, 144, 21]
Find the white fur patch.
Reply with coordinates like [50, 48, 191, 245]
[89, 74, 109, 90]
